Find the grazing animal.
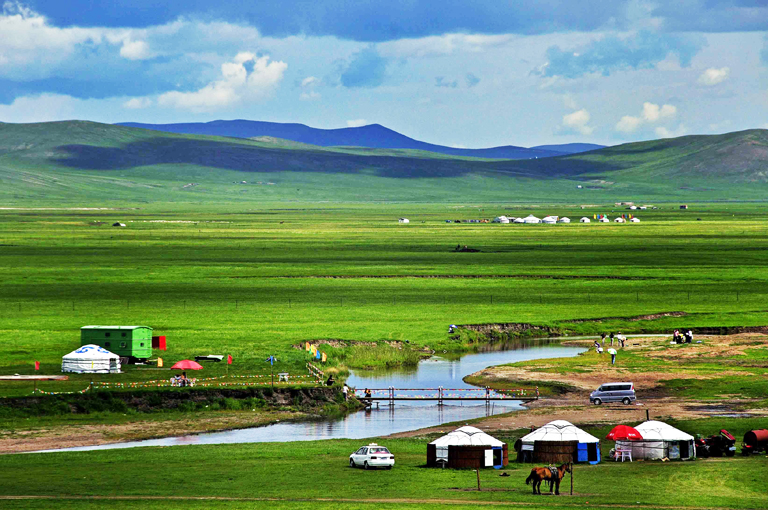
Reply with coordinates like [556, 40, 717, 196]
[525, 463, 571, 495]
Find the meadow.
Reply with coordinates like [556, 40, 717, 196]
[0, 418, 766, 509]
[2, 202, 768, 389]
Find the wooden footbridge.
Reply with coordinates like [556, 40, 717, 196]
[354, 386, 538, 407]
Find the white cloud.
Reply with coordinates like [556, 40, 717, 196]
[380, 33, 515, 59]
[346, 119, 368, 128]
[120, 39, 152, 60]
[300, 90, 320, 100]
[655, 125, 687, 138]
[123, 97, 152, 109]
[698, 67, 730, 86]
[616, 102, 676, 133]
[301, 76, 319, 87]
[616, 115, 642, 133]
[0, 93, 78, 122]
[157, 53, 287, 111]
[561, 109, 594, 136]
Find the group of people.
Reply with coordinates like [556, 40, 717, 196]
[171, 371, 192, 387]
[594, 332, 626, 365]
[673, 329, 694, 344]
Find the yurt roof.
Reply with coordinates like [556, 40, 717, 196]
[430, 426, 505, 447]
[521, 420, 599, 444]
[62, 344, 119, 360]
[634, 421, 694, 441]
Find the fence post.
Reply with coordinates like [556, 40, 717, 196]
[570, 462, 573, 495]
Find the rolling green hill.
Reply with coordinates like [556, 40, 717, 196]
[0, 121, 766, 204]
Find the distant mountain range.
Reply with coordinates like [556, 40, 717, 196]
[117, 120, 605, 159]
[2, 121, 767, 203]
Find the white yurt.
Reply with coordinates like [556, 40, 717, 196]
[427, 426, 508, 469]
[493, 216, 510, 223]
[630, 217, 640, 223]
[517, 420, 601, 464]
[523, 215, 541, 224]
[542, 216, 558, 224]
[558, 217, 571, 223]
[580, 217, 591, 223]
[599, 217, 610, 223]
[614, 217, 626, 223]
[513, 217, 525, 223]
[616, 421, 695, 460]
[62, 344, 121, 374]
[398, 218, 409, 224]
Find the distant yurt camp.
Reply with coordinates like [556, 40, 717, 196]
[427, 426, 508, 469]
[62, 344, 121, 374]
[580, 217, 591, 223]
[516, 420, 601, 464]
[616, 421, 696, 460]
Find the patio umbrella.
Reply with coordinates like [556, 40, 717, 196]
[607, 348, 617, 355]
[606, 424, 642, 441]
[171, 359, 203, 370]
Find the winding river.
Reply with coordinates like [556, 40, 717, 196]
[35, 341, 584, 453]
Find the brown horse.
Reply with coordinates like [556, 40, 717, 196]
[525, 463, 571, 495]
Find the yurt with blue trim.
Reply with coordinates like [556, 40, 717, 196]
[516, 420, 601, 464]
[62, 344, 121, 374]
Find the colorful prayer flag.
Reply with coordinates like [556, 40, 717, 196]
[227, 354, 233, 365]
[34, 361, 40, 371]
[157, 357, 163, 368]
[321, 352, 327, 363]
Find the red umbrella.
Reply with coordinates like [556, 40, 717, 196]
[170, 360, 203, 370]
[606, 424, 642, 441]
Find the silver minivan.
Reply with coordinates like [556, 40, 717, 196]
[589, 382, 635, 405]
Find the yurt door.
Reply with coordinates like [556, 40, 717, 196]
[587, 443, 598, 462]
[678, 440, 690, 459]
[110, 359, 118, 371]
[492, 447, 503, 468]
[484, 449, 494, 467]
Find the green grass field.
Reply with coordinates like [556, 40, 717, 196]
[0, 418, 766, 509]
[2, 203, 768, 383]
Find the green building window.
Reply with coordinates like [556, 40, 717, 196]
[140, 343, 144, 347]
[105, 332, 111, 337]
[105, 342, 110, 347]
[122, 332, 127, 337]
[120, 342, 126, 348]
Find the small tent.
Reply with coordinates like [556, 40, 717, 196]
[630, 217, 640, 223]
[558, 217, 571, 223]
[517, 420, 601, 464]
[614, 217, 626, 223]
[542, 216, 558, 224]
[427, 426, 508, 469]
[580, 217, 591, 223]
[398, 218, 410, 224]
[513, 217, 525, 223]
[492, 216, 510, 223]
[62, 344, 121, 374]
[616, 420, 696, 460]
[599, 217, 610, 223]
[522, 215, 541, 224]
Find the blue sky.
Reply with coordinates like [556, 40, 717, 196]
[0, 0, 766, 147]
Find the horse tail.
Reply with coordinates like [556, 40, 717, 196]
[525, 470, 535, 485]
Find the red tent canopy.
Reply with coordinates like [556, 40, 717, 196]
[606, 425, 642, 441]
[171, 360, 203, 370]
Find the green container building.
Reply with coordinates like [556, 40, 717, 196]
[80, 326, 153, 361]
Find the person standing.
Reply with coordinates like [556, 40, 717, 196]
[609, 332, 615, 346]
[601, 333, 607, 346]
[611, 351, 616, 365]
[343, 383, 349, 401]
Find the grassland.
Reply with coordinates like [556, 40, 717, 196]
[0, 418, 767, 509]
[2, 121, 768, 204]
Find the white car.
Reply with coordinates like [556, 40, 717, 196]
[349, 443, 395, 470]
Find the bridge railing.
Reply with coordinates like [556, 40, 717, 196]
[353, 386, 538, 405]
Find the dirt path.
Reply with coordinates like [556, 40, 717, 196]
[0, 411, 302, 454]
[0, 495, 750, 509]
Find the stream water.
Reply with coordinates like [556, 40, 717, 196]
[35, 341, 584, 453]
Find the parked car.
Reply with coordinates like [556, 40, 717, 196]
[589, 382, 636, 405]
[349, 443, 395, 470]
